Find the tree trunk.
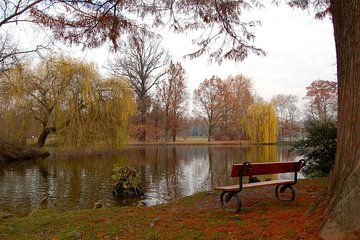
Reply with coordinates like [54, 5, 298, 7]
[36, 127, 55, 148]
[207, 125, 212, 142]
[319, 1, 360, 239]
[139, 99, 147, 142]
[139, 128, 146, 142]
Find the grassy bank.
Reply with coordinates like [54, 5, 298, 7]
[0, 178, 326, 240]
[0, 141, 50, 164]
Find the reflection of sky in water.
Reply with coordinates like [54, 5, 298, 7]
[141, 156, 211, 205]
[0, 145, 302, 216]
[179, 156, 210, 197]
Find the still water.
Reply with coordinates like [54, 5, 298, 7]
[0, 145, 299, 216]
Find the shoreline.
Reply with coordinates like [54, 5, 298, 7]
[0, 142, 50, 164]
[46, 140, 286, 158]
[1, 140, 296, 162]
[0, 178, 325, 239]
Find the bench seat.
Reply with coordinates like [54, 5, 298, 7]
[214, 179, 295, 191]
[215, 160, 305, 213]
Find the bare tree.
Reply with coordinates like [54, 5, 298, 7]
[0, 0, 43, 28]
[0, 33, 19, 71]
[111, 31, 168, 141]
[0, 0, 51, 70]
[272, 94, 299, 140]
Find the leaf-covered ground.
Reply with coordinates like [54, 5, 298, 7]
[0, 178, 325, 240]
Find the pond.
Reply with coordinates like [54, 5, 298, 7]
[0, 145, 301, 216]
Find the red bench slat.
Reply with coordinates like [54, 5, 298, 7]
[230, 161, 303, 177]
[214, 179, 295, 191]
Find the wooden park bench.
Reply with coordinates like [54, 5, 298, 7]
[215, 160, 305, 213]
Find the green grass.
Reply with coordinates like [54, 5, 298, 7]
[0, 178, 326, 240]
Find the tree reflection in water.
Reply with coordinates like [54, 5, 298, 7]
[0, 145, 298, 216]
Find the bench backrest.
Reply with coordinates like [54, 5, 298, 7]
[230, 161, 304, 177]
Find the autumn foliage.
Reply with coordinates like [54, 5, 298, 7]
[193, 74, 254, 142]
[242, 102, 278, 144]
[0, 55, 135, 148]
[2, 0, 360, 237]
[305, 80, 337, 121]
[155, 62, 189, 142]
[25, 0, 267, 64]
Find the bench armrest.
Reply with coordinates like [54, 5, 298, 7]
[237, 161, 252, 192]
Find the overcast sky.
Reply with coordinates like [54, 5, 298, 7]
[19, 2, 336, 109]
[159, 3, 337, 106]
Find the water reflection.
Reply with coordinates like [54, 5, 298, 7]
[0, 145, 297, 216]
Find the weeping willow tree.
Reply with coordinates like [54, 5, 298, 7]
[0, 82, 35, 145]
[52, 58, 135, 149]
[0, 55, 135, 149]
[242, 102, 278, 144]
[0, 62, 41, 145]
[55, 75, 135, 149]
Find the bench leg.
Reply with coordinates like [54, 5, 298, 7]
[275, 184, 295, 201]
[220, 191, 242, 213]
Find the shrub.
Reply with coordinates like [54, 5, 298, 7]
[292, 120, 337, 177]
[112, 165, 143, 198]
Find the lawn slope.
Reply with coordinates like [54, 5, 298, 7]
[0, 179, 325, 240]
